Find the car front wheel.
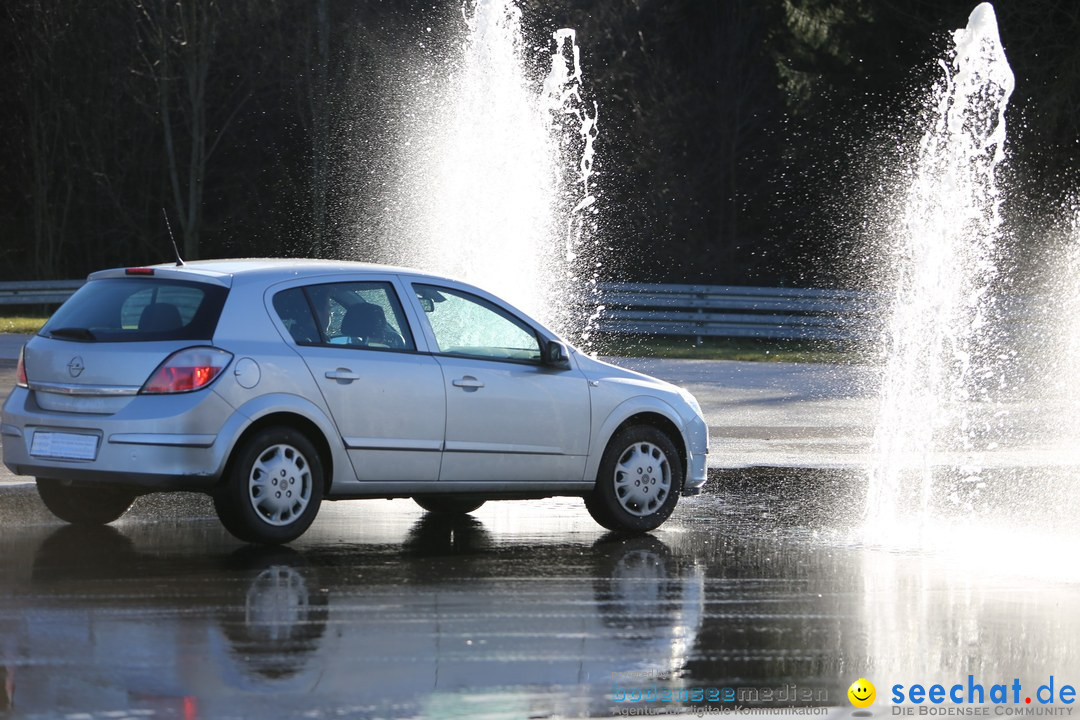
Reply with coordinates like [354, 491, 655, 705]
[36, 478, 138, 525]
[585, 425, 682, 533]
[215, 427, 324, 545]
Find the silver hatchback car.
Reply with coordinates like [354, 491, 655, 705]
[2, 260, 708, 543]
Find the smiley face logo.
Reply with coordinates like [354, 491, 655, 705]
[848, 678, 876, 708]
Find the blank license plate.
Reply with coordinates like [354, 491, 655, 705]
[30, 432, 99, 461]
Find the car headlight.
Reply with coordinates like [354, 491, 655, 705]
[677, 387, 702, 416]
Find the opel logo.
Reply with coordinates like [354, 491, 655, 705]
[67, 356, 85, 378]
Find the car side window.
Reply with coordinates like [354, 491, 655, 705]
[271, 288, 321, 344]
[414, 284, 540, 362]
[304, 282, 415, 351]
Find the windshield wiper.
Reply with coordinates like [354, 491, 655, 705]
[47, 327, 96, 341]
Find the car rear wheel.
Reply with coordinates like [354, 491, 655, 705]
[585, 425, 682, 533]
[413, 496, 485, 515]
[215, 427, 324, 545]
[35, 478, 138, 525]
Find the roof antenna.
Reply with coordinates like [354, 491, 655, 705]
[162, 208, 185, 266]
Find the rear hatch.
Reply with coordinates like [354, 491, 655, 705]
[24, 273, 230, 414]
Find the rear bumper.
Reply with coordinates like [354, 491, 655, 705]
[1, 387, 237, 491]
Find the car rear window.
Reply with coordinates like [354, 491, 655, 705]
[40, 278, 228, 343]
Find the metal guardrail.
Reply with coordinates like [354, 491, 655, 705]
[0, 280, 84, 307]
[0, 279, 874, 341]
[595, 282, 877, 342]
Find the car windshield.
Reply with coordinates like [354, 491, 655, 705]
[40, 278, 228, 343]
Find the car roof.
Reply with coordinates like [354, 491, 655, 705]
[89, 258, 458, 285]
[84, 257, 562, 343]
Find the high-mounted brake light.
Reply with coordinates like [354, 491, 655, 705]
[125, 267, 155, 275]
[15, 346, 27, 388]
[140, 347, 233, 394]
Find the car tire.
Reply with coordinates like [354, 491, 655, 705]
[35, 478, 138, 525]
[215, 427, 324, 545]
[585, 425, 683, 533]
[413, 496, 485, 515]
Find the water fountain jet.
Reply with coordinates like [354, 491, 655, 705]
[865, 3, 1014, 542]
[378, 0, 600, 342]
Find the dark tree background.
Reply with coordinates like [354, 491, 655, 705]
[2, 0, 1079, 286]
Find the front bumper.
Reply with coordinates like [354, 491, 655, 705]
[681, 413, 708, 496]
[1, 386, 239, 491]
[682, 455, 708, 496]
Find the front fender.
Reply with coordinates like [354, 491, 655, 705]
[584, 395, 688, 489]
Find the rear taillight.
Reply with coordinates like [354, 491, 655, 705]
[140, 347, 233, 394]
[15, 346, 27, 388]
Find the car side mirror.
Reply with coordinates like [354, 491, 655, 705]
[542, 341, 569, 367]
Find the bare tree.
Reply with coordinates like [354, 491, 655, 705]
[308, 0, 331, 254]
[10, 0, 79, 277]
[133, 0, 250, 260]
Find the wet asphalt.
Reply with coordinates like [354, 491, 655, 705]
[1, 340, 1078, 719]
[3, 473, 1079, 719]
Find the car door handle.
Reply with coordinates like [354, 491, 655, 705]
[452, 376, 485, 390]
[325, 369, 360, 382]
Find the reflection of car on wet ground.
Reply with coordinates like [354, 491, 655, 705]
[7, 519, 705, 718]
[1, 260, 708, 543]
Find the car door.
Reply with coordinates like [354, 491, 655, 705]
[270, 279, 445, 483]
[409, 282, 591, 484]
